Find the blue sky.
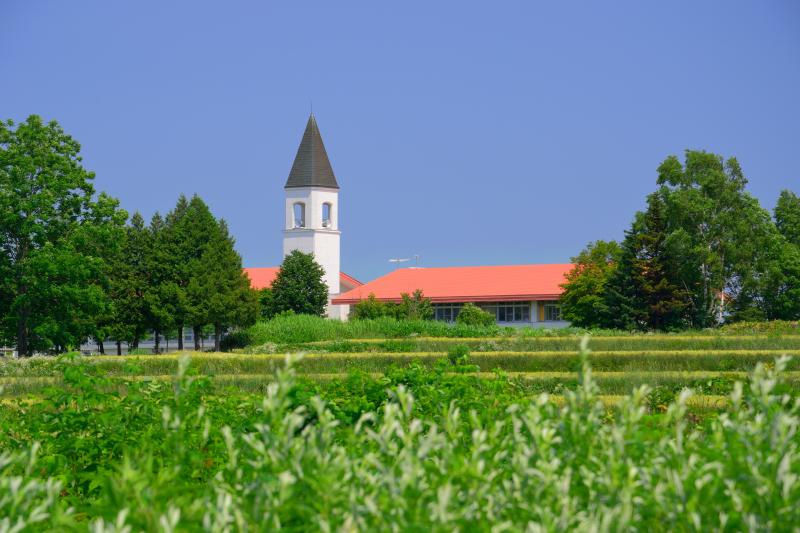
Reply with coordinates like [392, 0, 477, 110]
[2, 1, 799, 282]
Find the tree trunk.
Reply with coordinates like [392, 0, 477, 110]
[116, 340, 122, 355]
[154, 330, 160, 354]
[194, 326, 201, 351]
[178, 326, 184, 350]
[97, 338, 105, 355]
[214, 324, 222, 352]
[17, 301, 30, 357]
[132, 336, 139, 349]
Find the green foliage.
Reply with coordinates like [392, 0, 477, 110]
[245, 313, 501, 345]
[560, 240, 621, 328]
[775, 189, 800, 247]
[606, 193, 690, 331]
[447, 343, 470, 365]
[0, 115, 127, 355]
[351, 293, 402, 320]
[569, 151, 799, 330]
[269, 250, 329, 317]
[190, 219, 259, 350]
[455, 302, 495, 326]
[399, 289, 433, 320]
[1, 348, 800, 529]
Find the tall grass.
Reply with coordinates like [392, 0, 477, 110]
[244, 314, 800, 347]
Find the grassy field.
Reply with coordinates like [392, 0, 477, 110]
[2, 318, 800, 529]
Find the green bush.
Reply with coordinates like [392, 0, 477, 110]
[351, 294, 402, 320]
[447, 344, 470, 366]
[244, 314, 501, 345]
[456, 303, 495, 326]
[219, 329, 252, 351]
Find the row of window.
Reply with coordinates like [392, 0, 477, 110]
[432, 302, 562, 323]
[293, 202, 332, 229]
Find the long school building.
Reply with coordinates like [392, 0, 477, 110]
[331, 264, 571, 326]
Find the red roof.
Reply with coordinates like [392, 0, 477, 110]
[244, 268, 362, 291]
[332, 264, 572, 304]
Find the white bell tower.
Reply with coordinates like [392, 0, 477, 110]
[282, 114, 345, 318]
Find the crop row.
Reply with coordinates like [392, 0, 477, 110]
[3, 369, 800, 397]
[278, 335, 800, 353]
[2, 349, 799, 377]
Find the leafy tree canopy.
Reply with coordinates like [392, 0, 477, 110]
[269, 251, 329, 317]
[775, 189, 800, 247]
[559, 240, 621, 328]
[0, 116, 126, 355]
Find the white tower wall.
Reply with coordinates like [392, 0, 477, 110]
[282, 186, 347, 318]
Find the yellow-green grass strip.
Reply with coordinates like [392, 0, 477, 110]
[3, 349, 800, 378]
[299, 335, 800, 344]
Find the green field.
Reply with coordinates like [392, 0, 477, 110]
[2, 322, 800, 530]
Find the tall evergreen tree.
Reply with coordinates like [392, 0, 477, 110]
[106, 212, 151, 354]
[189, 220, 259, 351]
[0, 116, 126, 355]
[270, 250, 329, 317]
[172, 195, 221, 349]
[622, 194, 689, 330]
[163, 195, 191, 349]
[144, 213, 179, 353]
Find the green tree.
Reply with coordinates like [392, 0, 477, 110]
[775, 189, 800, 247]
[0, 116, 126, 355]
[269, 250, 329, 317]
[106, 212, 151, 354]
[559, 240, 621, 328]
[351, 293, 401, 320]
[399, 289, 433, 320]
[143, 213, 179, 353]
[167, 195, 219, 349]
[605, 194, 690, 331]
[189, 220, 259, 351]
[656, 150, 776, 327]
[258, 288, 276, 319]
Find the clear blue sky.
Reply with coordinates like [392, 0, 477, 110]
[2, 1, 799, 282]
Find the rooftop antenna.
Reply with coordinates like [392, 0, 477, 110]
[413, 254, 420, 267]
[389, 258, 410, 270]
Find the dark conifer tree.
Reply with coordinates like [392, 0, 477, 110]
[189, 220, 259, 351]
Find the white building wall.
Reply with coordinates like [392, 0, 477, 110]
[283, 186, 348, 319]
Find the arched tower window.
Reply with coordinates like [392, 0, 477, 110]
[293, 202, 306, 228]
[322, 202, 332, 228]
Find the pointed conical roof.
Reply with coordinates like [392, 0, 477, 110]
[285, 114, 339, 189]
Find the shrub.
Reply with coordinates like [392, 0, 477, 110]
[219, 329, 252, 352]
[456, 303, 495, 326]
[351, 294, 402, 320]
[399, 289, 433, 320]
[447, 344, 470, 366]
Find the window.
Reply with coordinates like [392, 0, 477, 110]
[293, 202, 306, 228]
[488, 302, 530, 323]
[544, 303, 562, 321]
[433, 303, 463, 322]
[433, 302, 531, 323]
[322, 202, 332, 228]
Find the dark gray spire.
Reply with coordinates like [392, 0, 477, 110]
[285, 114, 339, 189]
